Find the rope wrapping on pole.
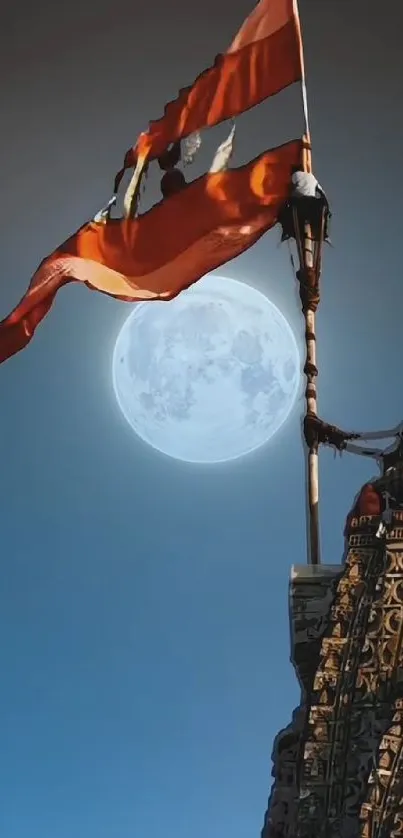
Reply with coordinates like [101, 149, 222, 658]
[296, 266, 320, 313]
[303, 414, 362, 452]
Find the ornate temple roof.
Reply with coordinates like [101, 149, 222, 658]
[262, 493, 403, 838]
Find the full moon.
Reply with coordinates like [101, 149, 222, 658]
[112, 275, 300, 463]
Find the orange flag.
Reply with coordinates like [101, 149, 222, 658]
[0, 139, 302, 364]
[117, 0, 303, 181]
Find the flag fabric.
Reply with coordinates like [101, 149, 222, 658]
[0, 139, 302, 364]
[115, 0, 303, 187]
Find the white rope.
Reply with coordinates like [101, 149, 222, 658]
[343, 421, 403, 462]
[293, 0, 310, 140]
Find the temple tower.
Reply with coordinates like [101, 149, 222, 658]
[261, 457, 403, 838]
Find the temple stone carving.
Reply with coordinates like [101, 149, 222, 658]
[262, 475, 403, 838]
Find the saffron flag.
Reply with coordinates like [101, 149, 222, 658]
[0, 139, 302, 364]
[117, 0, 303, 182]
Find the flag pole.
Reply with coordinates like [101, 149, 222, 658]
[300, 142, 321, 568]
[293, 0, 321, 566]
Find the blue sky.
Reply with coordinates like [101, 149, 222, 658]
[0, 1, 402, 836]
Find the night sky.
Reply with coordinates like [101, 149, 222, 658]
[0, 2, 402, 837]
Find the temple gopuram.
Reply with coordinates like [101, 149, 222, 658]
[261, 443, 403, 838]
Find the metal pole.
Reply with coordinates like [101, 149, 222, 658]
[299, 138, 321, 566]
[304, 258, 320, 566]
[292, 1, 322, 565]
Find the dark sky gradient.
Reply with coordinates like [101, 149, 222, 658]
[0, 2, 402, 837]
